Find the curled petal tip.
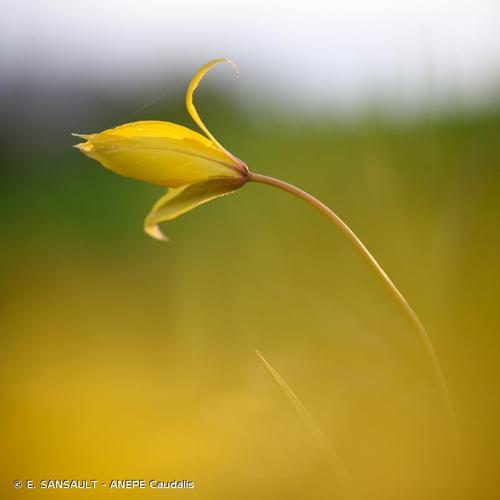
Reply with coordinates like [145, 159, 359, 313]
[206, 57, 239, 77]
[186, 58, 242, 164]
[222, 57, 239, 78]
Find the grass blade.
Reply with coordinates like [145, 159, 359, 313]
[255, 349, 354, 495]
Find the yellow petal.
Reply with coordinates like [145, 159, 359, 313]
[144, 177, 246, 241]
[73, 121, 244, 188]
[186, 58, 246, 168]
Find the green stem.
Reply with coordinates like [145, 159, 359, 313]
[248, 171, 459, 452]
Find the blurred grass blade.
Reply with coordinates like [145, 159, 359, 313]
[255, 349, 354, 494]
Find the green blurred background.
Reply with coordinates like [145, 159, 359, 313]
[2, 2, 500, 499]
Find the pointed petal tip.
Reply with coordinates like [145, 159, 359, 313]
[72, 133, 94, 152]
[145, 224, 170, 242]
[73, 141, 93, 153]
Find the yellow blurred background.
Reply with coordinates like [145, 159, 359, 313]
[1, 1, 500, 499]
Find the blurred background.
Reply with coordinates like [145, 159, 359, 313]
[1, 1, 499, 499]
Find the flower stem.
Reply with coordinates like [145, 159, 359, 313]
[248, 171, 459, 453]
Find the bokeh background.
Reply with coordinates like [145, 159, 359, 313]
[1, 1, 500, 499]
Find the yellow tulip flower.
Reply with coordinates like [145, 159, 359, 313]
[73, 57, 457, 460]
[73, 58, 248, 241]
